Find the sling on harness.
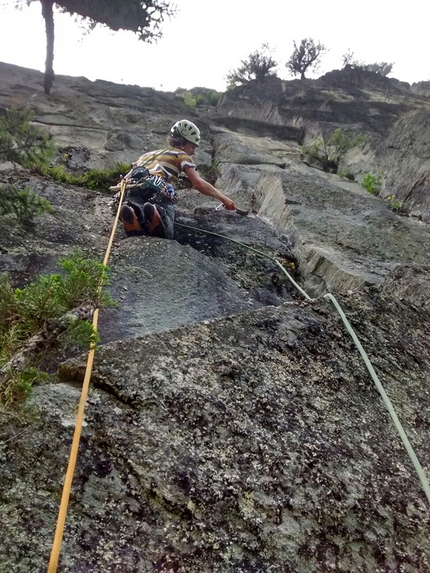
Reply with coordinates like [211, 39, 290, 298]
[109, 148, 179, 209]
[125, 167, 179, 204]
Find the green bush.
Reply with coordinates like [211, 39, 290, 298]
[0, 251, 115, 363]
[301, 128, 369, 173]
[56, 253, 114, 309]
[361, 173, 382, 195]
[0, 106, 55, 168]
[0, 251, 116, 410]
[174, 88, 221, 108]
[385, 194, 404, 213]
[0, 185, 53, 222]
[327, 129, 369, 161]
[41, 162, 131, 191]
[0, 367, 48, 412]
[197, 161, 219, 185]
[195, 88, 222, 106]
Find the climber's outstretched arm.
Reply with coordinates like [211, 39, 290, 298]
[184, 166, 236, 210]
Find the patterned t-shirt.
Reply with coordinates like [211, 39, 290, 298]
[134, 148, 195, 183]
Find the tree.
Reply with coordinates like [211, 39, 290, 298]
[286, 38, 326, 80]
[0, 106, 54, 168]
[341, 49, 356, 68]
[0, 185, 53, 222]
[341, 51, 394, 77]
[226, 44, 278, 89]
[29, 0, 175, 94]
[361, 62, 394, 76]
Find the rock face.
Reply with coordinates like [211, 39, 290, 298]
[1, 62, 430, 572]
[215, 69, 430, 222]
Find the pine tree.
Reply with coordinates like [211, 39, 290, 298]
[0, 107, 54, 168]
[0, 186, 53, 223]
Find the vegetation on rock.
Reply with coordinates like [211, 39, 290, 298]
[286, 38, 327, 80]
[0, 106, 54, 168]
[0, 106, 127, 226]
[341, 50, 394, 76]
[41, 162, 131, 191]
[0, 251, 115, 411]
[0, 185, 52, 223]
[301, 128, 369, 173]
[174, 88, 222, 108]
[226, 44, 278, 89]
[361, 173, 382, 195]
[196, 160, 219, 185]
[385, 194, 405, 213]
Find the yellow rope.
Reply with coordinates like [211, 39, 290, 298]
[47, 180, 127, 573]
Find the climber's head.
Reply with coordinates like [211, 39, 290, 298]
[169, 119, 200, 154]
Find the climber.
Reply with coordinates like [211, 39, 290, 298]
[113, 119, 236, 239]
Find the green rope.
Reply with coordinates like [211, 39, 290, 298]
[176, 219, 430, 506]
[176, 222, 312, 300]
[273, 259, 314, 301]
[175, 222, 275, 260]
[324, 293, 430, 505]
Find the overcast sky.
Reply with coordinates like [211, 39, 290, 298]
[0, 0, 429, 92]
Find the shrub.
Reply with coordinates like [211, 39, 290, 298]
[302, 128, 369, 173]
[193, 91, 221, 106]
[196, 161, 219, 185]
[226, 44, 278, 89]
[341, 52, 394, 76]
[56, 252, 114, 309]
[361, 173, 382, 195]
[174, 88, 222, 108]
[327, 129, 369, 162]
[0, 367, 48, 412]
[0, 185, 53, 223]
[385, 194, 404, 213]
[0, 251, 116, 410]
[0, 106, 55, 168]
[40, 162, 131, 191]
[0, 250, 115, 369]
[175, 91, 197, 108]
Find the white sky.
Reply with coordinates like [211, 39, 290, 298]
[0, 0, 429, 92]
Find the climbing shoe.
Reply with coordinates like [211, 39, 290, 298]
[120, 204, 143, 235]
[143, 203, 162, 235]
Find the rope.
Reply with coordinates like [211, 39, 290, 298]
[176, 222, 312, 301]
[324, 293, 430, 505]
[175, 220, 430, 506]
[47, 180, 127, 573]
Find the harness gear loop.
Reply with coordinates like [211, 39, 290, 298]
[47, 179, 127, 573]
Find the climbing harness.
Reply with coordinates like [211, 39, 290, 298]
[109, 149, 179, 208]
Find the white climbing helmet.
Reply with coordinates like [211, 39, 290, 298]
[171, 119, 200, 146]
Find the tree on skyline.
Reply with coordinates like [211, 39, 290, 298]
[31, 0, 175, 94]
[226, 44, 278, 89]
[286, 38, 326, 80]
[341, 52, 394, 77]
